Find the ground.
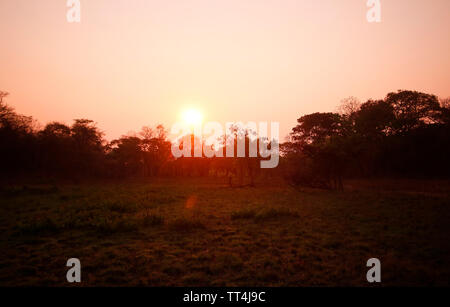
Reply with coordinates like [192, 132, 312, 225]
[1, 178, 449, 286]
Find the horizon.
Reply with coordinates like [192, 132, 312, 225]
[1, 0, 449, 140]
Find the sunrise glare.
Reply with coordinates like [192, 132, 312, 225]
[181, 108, 204, 127]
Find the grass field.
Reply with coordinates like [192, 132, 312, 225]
[1, 178, 449, 286]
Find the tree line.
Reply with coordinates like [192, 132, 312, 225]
[282, 90, 450, 189]
[1, 90, 450, 188]
[0, 91, 270, 184]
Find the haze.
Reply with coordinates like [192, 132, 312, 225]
[1, 0, 449, 140]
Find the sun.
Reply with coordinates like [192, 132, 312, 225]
[181, 108, 203, 126]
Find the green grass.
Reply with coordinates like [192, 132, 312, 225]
[0, 178, 449, 286]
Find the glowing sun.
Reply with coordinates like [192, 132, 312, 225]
[182, 108, 203, 126]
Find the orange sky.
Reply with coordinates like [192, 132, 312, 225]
[1, 0, 449, 140]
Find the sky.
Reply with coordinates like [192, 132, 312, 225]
[1, 0, 449, 140]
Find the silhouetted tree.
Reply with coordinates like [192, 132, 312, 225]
[1, 88, 450, 183]
[0, 92, 37, 176]
[385, 90, 441, 134]
[69, 119, 105, 177]
[108, 136, 143, 178]
[37, 122, 73, 176]
[286, 112, 346, 189]
[284, 90, 450, 187]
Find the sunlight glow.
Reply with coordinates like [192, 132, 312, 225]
[182, 108, 203, 127]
